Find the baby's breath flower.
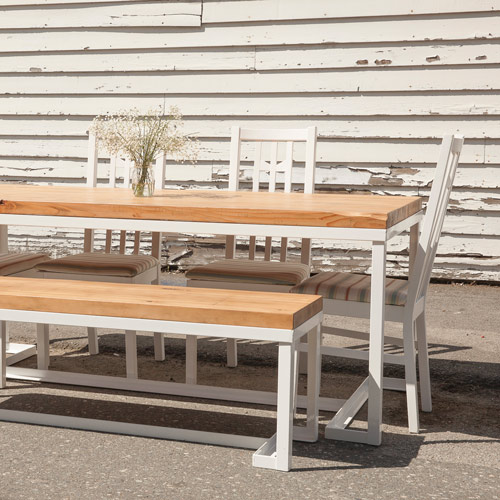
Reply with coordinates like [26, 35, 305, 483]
[89, 107, 199, 167]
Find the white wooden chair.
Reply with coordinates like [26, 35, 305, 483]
[290, 135, 464, 433]
[32, 133, 165, 375]
[0, 250, 52, 360]
[181, 126, 318, 383]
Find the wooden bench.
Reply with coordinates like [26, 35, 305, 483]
[0, 276, 322, 472]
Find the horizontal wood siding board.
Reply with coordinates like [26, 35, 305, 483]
[202, 0, 500, 23]
[0, 137, 494, 164]
[255, 43, 500, 70]
[1, 117, 500, 140]
[1, 95, 500, 116]
[1, 17, 500, 52]
[2, 43, 500, 74]
[3, 67, 500, 94]
[0, 2, 202, 28]
[0, 48, 256, 73]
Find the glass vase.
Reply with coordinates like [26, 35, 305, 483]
[131, 163, 155, 197]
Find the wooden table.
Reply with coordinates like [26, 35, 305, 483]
[0, 184, 422, 446]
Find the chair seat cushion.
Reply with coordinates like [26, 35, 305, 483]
[35, 252, 159, 278]
[290, 271, 408, 306]
[0, 252, 51, 276]
[186, 259, 310, 286]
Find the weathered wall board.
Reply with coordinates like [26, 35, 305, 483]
[0, 0, 499, 281]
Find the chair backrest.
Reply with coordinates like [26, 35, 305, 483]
[407, 135, 464, 307]
[84, 132, 165, 256]
[225, 126, 317, 265]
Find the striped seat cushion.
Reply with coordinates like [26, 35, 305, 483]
[290, 271, 408, 306]
[186, 259, 310, 286]
[35, 252, 159, 278]
[0, 252, 51, 276]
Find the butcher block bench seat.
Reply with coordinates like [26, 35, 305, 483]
[0, 277, 322, 472]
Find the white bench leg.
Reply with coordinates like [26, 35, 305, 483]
[36, 324, 50, 370]
[125, 330, 138, 379]
[0, 320, 6, 388]
[416, 312, 432, 412]
[186, 335, 197, 385]
[226, 338, 238, 368]
[276, 342, 294, 472]
[88, 327, 99, 355]
[154, 332, 165, 361]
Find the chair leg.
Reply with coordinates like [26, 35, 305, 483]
[153, 332, 165, 361]
[186, 335, 197, 385]
[403, 316, 419, 433]
[0, 320, 6, 388]
[36, 324, 50, 370]
[125, 330, 138, 379]
[416, 312, 432, 412]
[88, 327, 99, 355]
[226, 338, 238, 368]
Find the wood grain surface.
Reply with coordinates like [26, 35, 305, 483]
[0, 277, 321, 330]
[0, 184, 421, 229]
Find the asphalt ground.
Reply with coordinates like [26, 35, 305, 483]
[0, 277, 499, 500]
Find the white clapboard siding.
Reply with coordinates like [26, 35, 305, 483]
[202, 0, 500, 22]
[0, 49, 255, 73]
[2, 117, 500, 140]
[0, 2, 201, 28]
[256, 43, 500, 70]
[0, 1, 499, 281]
[4, 67, 500, 94]
[0, 137, 492, 165]
[2, 94, 500, 117]
[1, 16, 500, 53]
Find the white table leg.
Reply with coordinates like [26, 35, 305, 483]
[154, 332, 165, 361]
[366, 239, 387, 446]
[306, 325, 320, 440]
[36, 324, 50, 370]
[88, 327, 99, 355]
[125, 330, 138, 379]
[0, 224, 8, 254]
[185, 335, 197, 385]
[0, 320, 6, 388]
[0, 227, 7, 353]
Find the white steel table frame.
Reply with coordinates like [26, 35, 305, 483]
[0, 208, 422, 447]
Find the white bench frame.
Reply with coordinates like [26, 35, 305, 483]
[0, 307, 321, 472]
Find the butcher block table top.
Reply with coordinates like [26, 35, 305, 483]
[0, 184, 422, 229]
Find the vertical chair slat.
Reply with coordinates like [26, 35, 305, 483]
[249, 236, 257, 260]
[283, 142, 293, 193]
[269, 142, 278, 193]
[84, 132, 99, 253]
[105, 231, 113, 253]
[280, 237, 288, 262]
[252, 142, 262, 192]
[119, 231, 127, 254]
[108, 156, 117, 188]
[264, 237, 272, 261]
[133, 231, 141, 254]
